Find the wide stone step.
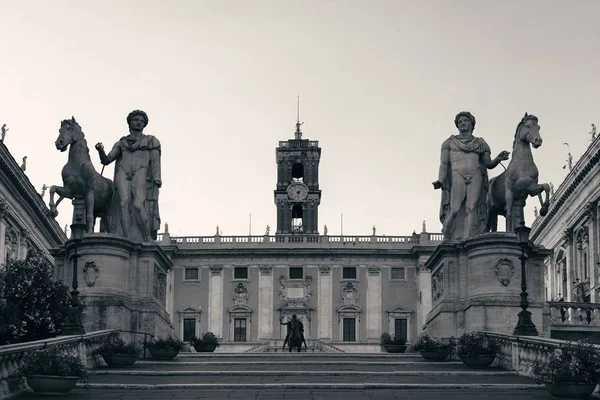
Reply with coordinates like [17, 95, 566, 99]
[107, 361, 497, 372]
[86, 373, 535, 385]
[18, 387, 558, 400]
[169, 353, 430, 362]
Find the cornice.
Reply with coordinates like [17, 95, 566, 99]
[0, 141, 66, 245]
[531, 141, 600, 242]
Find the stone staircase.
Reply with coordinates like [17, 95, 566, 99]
[16, 352, 576, 399]
[249, 339, 344, 353]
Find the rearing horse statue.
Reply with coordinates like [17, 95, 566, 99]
[487, 113, 550, 232]
[49, 117, 114, 234]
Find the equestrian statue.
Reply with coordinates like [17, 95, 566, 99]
[486, 113, 550, 232]
[280, 315, 307, 352]
[49, 117, 114, 234]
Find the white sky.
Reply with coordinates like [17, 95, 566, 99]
[1, 0, 598, 237]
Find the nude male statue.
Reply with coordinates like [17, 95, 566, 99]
[95, 110, 161, 242]
[433, 112, 509, 240]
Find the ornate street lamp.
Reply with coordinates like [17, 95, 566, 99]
[513, 225, 539, 336]
[62, 199, 86, 335]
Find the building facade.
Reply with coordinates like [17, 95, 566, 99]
[163, 124, 443, 349]
[0, 141, 66, 264]
[531, 137, 600, 304]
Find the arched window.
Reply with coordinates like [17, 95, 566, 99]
[291, 163, 304, 182]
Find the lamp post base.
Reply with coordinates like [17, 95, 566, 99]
[513, 309, 538, 336]
[62, 289, 85, 336]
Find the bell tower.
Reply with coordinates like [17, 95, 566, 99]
[274, 100, 322, 235]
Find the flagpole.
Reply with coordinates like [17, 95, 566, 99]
[249, 213, 252, 236]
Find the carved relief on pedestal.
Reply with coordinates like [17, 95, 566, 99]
[494, 258, 515, 286]
[432, 266, 444, 303]
[209, 265, 223, 275]
[153, 265, 167, 306]
[83, 261, 99, 287]
[319, 265, 331, 275]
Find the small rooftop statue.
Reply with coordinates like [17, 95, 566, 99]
[41, 184, 48, 198]
[591, 123, 597, 141]
[265, 225, 270, 235]
[164, 222, 169, 234]
[372, 225, 376, 235]
[563, 152, 573, 171]
[20, 156, 26, 172]
[422, 220, 427, 233]
[323, 225, 328, 235]
[533, 206, 538, 218]
[215, 225, 220, 236]
[1, 124, 8, 142]
[549, 182, 555, 197]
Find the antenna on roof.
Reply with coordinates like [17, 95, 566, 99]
[294, 95, 303, 140]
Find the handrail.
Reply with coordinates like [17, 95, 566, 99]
[117, 329, 155, 360]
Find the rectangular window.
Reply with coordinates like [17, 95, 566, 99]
[343, 318, 356, 342]
[394, 318, 408, 342]
[343, 267, 357, 280]
[234, 266, 248, 280]
[391, 267, 406, 280]
[289, 267, 303, 280]
[183, 318, 196, 341]
[234, 318, 247, 342]
[184, 268, 199, 280]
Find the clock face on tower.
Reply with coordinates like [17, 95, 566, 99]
[287, 183, 309, 201]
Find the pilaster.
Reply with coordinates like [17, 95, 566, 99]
[258, 265, 273, 339]
[318, 265, 332, 339]
[366, 265, 382, 341]
[208, 265, 223, 338]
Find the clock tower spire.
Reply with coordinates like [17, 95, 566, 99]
[274, 100, 322, 235]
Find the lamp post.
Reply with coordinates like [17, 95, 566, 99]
[62, 199, 86, 335]
[513, 225, 539, 336]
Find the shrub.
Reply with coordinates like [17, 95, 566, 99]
[0, 251, 84, 345]
[457, 331, 500, 358]
[532, 340, 600, 385]
[146, 336, 184, 351]
[412, 333, 453, 352]
[92, 333, 142, 358]
[13, 347, 88, 382]
[380, 332, 406, 346]
[191, 332, 220, 349]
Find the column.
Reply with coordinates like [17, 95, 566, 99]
[208, 266, 223, 338]
[318, 265, 332, 339]
[258, 266, 273, 339]
[366, 266, 382, 341]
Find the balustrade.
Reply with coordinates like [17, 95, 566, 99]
[0, 330, 116, 398]
[545, 301, 600, 326]
[165, 234, 439, 247]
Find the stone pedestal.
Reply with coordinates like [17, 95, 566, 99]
[51, 234, 174, 339]
[423, 233, 551, 338]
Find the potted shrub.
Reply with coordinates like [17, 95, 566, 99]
[191, 332, 220, 352]
[147, 336, 184, 360]
[456, 331, 500, 368]
[532, 340, 600, 399]
[412, 333, 453, 361]
[12, 347, 87, 395]
[380, 332, 407, 353]
[92, 334, 142, 367]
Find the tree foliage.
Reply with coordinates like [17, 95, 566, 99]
[0, 251, 82, 345]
